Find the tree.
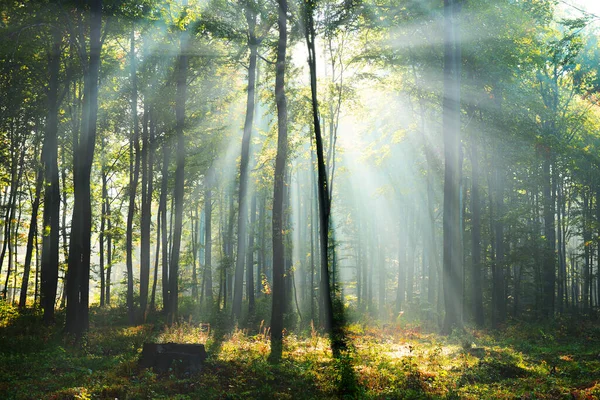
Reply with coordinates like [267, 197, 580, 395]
[442, 0, 463, 334]
[167, 7, 190, 324]
[41, 25, 62, 324]
[65, 0, 102, 336]
[232, 2, 260, 321]
[269, 0, 288, 363]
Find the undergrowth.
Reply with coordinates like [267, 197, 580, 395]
[1, 302, 599, 399]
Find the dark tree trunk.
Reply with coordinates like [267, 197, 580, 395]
[269, 0, 288, 363]
[2, 142, 26, 299]
[225, 192, 235, 309]
[470, 131, 484, 326]
[160, 144, 170, 312]
[257, 191, 266, 298]
[20, 160, 44, 308]
[65, 0, 101, 336]
[233, 9, 259, 320]
[204, 168, 213, 309]
[303, 0, 342, 356]
[139, 101, 153, 321]
[191, 206, 199, 301]
[99, 137, 107, 307]
[149, 118, 159, 312]
[150, 188, 161, 312]
[168, 29, 189, 324]
[442, 0, 463, 334]
[247, 193, 257, 315]
[493, 166, 506, 325]
[542, 154, 556, 318]
[125, 25, 141, 325]
[105, 174, 113, 306]
[396, 210, 406, 314]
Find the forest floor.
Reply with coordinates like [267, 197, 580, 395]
[1, 304, 600, 399]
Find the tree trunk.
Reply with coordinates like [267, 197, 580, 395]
[125, 25, 141, 325]
[19, 161, 44, 308]
[257, 191, 266, 298]
[442, 0, 463, 334]
[203, 168, 213, 309]
[65, 0, 102, 336]
[396, 210, 406, 313]
[191, 206, 199, 301]
[139, 101, 153, 321]
[160, 143, 170, 312]
[493, 165, 506, 325]
[269, 0, 288, 363]
[303, 0, 341, 356]
[2, 142, 26, 299]
[542, 154, 556, 317]
[233, 10, 259, 320]
[247, 193, 257, 315]
[470, 131, 484, 326]
[168, 28, 189, 324]
[105, 173, 113, 306]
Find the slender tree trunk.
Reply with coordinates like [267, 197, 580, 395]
[105, 177, 113, 306]
[139, 101, 152, 321]
[20, 162, 44, 308]
[247, 193, 257, 315]
[160, 144, 170, 312]
[470, 131, 484, 326]
[204, 168, 213, 308]
[34, 226, 40, 306]
[542, 154, 556, 318]
[99, 136, 108, 307]
[9, 200, 23, 304]
[269, 0, 288, 363]
[2, 143, 26, 299]
[494, 165, 506, 325]
[233, 10, 259, 320]
[191, 206, 199, 301]
[442, 0, 463, 334]
[303, 0, 342, 356]
[125, 25, 141, 325]
[168, 28, 189, 324]
[396, 210, 406, 313]
[150, 190, 161, 312]
[256, 191, 266, 298]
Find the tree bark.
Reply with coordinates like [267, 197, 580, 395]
[233, 9, 259, 320]
[442, 0, 463, 334]
[304, 0, 339, 353]
[203, 168, 213, 309]
[247, 192, 257, 315]
[139, 100, 152, 321]
[542, 154, 556, 317]
[168, 27, 189, 324]
[470, 130, 484, 326]
[125, 24, 142, 325]
[65, 0, 101, 335]
[20, 159, 44, 308]
[269, 0, 288, 362]
[160, 143, 170, 312]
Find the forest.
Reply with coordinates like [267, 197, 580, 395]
[1, 0, 600, 398]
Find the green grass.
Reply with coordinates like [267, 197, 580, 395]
[1, 303, 599, 399]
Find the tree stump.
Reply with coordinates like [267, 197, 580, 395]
[139, 343, 207, 373]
